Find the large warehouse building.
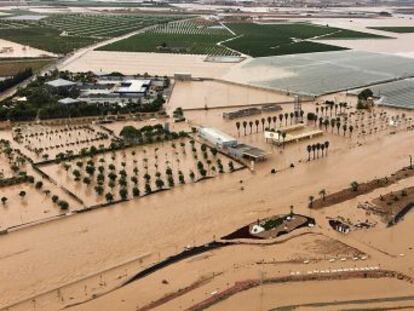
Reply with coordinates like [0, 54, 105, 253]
[198, 127, 238, 149]
[198, 127, 266, 162]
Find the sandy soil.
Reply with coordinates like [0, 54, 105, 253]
[167, 80, 294, 110]
[66, 233, 367, 311]
[0, 38, 56, 59]
[62, 51, 239, 78]
[209, 279, 414, 311]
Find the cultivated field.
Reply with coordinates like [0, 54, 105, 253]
[100, 21, 389, 57]
[368, 26, 414, 33]
[41, 136, 242, 206]
[99, 18, 238, 56]
[13, 124, 116, 162]
[0, 13, 183, 54]
[223, 22, 387, 57]
[0, 58, 52, 75]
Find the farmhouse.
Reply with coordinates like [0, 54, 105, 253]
[45, 78, 77, 92]
[114, 79, 151, 98]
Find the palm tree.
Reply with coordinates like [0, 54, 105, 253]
[311, 144, 316, 160]
[249, 121, 253, 134]
[342, 124, 347, 136]
[242, 121, 247, 136]
[324, 141, 330, 156]
[330, 119, 335, 133]
[289, 112, 294, 125]
[1, 196, 7, 205]
[321, 143, 325, 157]
[316, 143, 321, 158]
[336, 121, 341, 135]
[236, 121, 241, 136]
[278, 114, 283, 127]
[261, 118, 266, 131]
[255, 119, 260, 132]
[281, 132, 287, 148]
[349, 125, 354, 137]
[306, 145, 312, 161]
[308, 195, 314, 208]
[267, 116, 272, 128]
[272, 116, 277, 127]
[284, 113, 289, 126]
[319, 189, 326, 201]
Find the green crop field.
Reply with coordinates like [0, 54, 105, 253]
[99, 21, 387, 57]
[223, 23, 387, 57]
[368, 26, 414, 33]
[0, 14, 183, 54]
[98, 19, 238, 56]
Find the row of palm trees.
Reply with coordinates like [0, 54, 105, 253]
[235, 110, 305, 136]
[306, 141, 330, 161]
[315, 102, 348, 118]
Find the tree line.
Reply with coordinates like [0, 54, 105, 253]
[0, 68, 33, 93]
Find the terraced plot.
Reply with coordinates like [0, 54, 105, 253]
[0, 14, 183, 54]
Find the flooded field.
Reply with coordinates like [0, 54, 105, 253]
[0, 38, 55, 59]
[168, 80, 294, 110]
[209, 279, 414, 311]
[40, 137, 242, 206]
[2, 10, 414, 308]
[0, 181, 82, 230]
[62, 51, 239, 78]
[14, 124, 115, 162]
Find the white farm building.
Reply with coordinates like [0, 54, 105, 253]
[198, 127, 238, 149]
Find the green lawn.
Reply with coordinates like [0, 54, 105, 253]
[368, 26, 414, 33]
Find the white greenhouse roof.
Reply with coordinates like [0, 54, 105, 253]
[224, 51, 414, 96]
